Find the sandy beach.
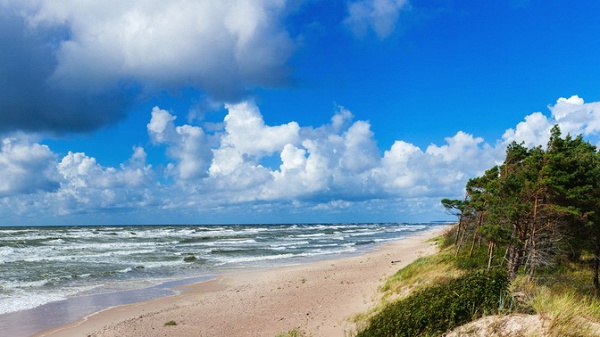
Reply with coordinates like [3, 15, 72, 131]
[35, 226, 448, 337]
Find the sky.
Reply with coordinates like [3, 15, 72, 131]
[2, 0, 600, 226]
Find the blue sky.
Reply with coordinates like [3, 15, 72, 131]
[2, 0, 600, 225]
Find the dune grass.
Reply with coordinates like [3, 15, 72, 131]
[276, 327, 309, 337]
[379, 250, 462, 300]
[512, 266, 600, 336]
[357, 269, 509, 337]
[355, 227, 600, 337]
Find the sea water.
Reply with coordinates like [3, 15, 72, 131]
[0, 223, 443, 334]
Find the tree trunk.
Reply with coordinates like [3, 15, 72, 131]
[511, 247, 523, 280]
[594, 241, 600, 297]
[468, 231, 477, 258]
[454, 214, 463, 245]
[508, 228, 524, 281]
[507, 226, 523, 280]
[487, 240, 495, 270]
[455, 224, 467, 256]
[468, 210, 485, 258]
[500, 245, 509, 268]
[528, 197, 539, 282]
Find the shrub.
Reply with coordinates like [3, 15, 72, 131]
[454, 245, 490, 270]
[276, 327, 308, 337]
[357, 269, 509, 337]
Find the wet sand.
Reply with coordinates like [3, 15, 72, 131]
[35, 226, 448, 337]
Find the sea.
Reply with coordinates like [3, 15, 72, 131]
[0, 222, 445, 336]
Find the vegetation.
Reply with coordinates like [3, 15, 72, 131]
[356, 229, 600, 336]
[443, 125, 600, 294]
[276, 327, 309, 337]
[164, 320, 177, 326]
[357, 270, 508, 337]
[356, 126, 600, 336]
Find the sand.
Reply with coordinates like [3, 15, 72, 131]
[35, 226, 448, 337]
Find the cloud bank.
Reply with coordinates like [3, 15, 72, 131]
[0, 0, 294, 133]
[2, 1, 595, 224]
[0, 96, 597, 224]
[0, 0, 414, 134]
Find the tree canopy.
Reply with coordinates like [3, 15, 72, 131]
[443, 125, 600, 295]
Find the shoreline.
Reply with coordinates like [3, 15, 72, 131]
[33, 225, 449, 337]
[0, 274, 214, 337]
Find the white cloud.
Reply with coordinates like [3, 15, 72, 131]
[377, 132, 498, 198]
[148, 107, 212, 180]
[549, 95, 600, 138]
[502, 112, 552, 148]
[56, 147, 155, 213]
[6, 96, 600, 224]
[220, 101, 300, 157]
[0, 0, 420, 136]
[147, 107, 177, 144]
[502, 95, 600, 148]
[0, 0, 303, 135]
[345, 0, 409, 38]
[340, 120, 380, 172]
[2, 0, 294, 105]
[0, 134, 60, 195]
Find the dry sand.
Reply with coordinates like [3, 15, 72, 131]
[35, 226, 448, 337]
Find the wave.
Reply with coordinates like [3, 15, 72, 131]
[0, 223, 441, 315]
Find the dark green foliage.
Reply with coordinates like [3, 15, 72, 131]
[455, 246, 490, 270]
[441, 198, 467, 217]
[442, 125, 600, 293]
[440, 226, 457, 249]
[357, 270, 509, 337]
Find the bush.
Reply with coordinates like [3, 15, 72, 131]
[276, 327, 308, 337]
[357, 269, 509, 337]
[454, 245, 490, 270]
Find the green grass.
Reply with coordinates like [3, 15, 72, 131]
[357, 270, 509, 337]
[511, 268, 600, 336]
[355, 227, 600, 337]
[533, 289, 600, 336]
[276, 327, 309, 337]
[380, 251, 462, 299]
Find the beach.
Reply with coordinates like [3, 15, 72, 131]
[33, 226, 447, 337]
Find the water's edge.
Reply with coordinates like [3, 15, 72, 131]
[0, 224, 449, 337]
[0, 275, 216, 337]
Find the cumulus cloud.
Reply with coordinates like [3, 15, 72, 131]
[148, 107, 212, 180]
[0, 12, 132, 133]
[33, 0, 294, 97]
[55, 147, 154, 213]
[502, 95, 600, 148]
[0, 0, 295, 133]
[0, 0, 421, 135]
[144, 102, 495, 206]
[377, 132, 498, 198]
[5, 96, 600, 224]
[345, 0, 409, 38]
[0, 134, 60, 195]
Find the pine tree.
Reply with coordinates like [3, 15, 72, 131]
[443, 125, 600, 294]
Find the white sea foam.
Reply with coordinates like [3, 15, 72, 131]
[0, 223, 439, 315]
